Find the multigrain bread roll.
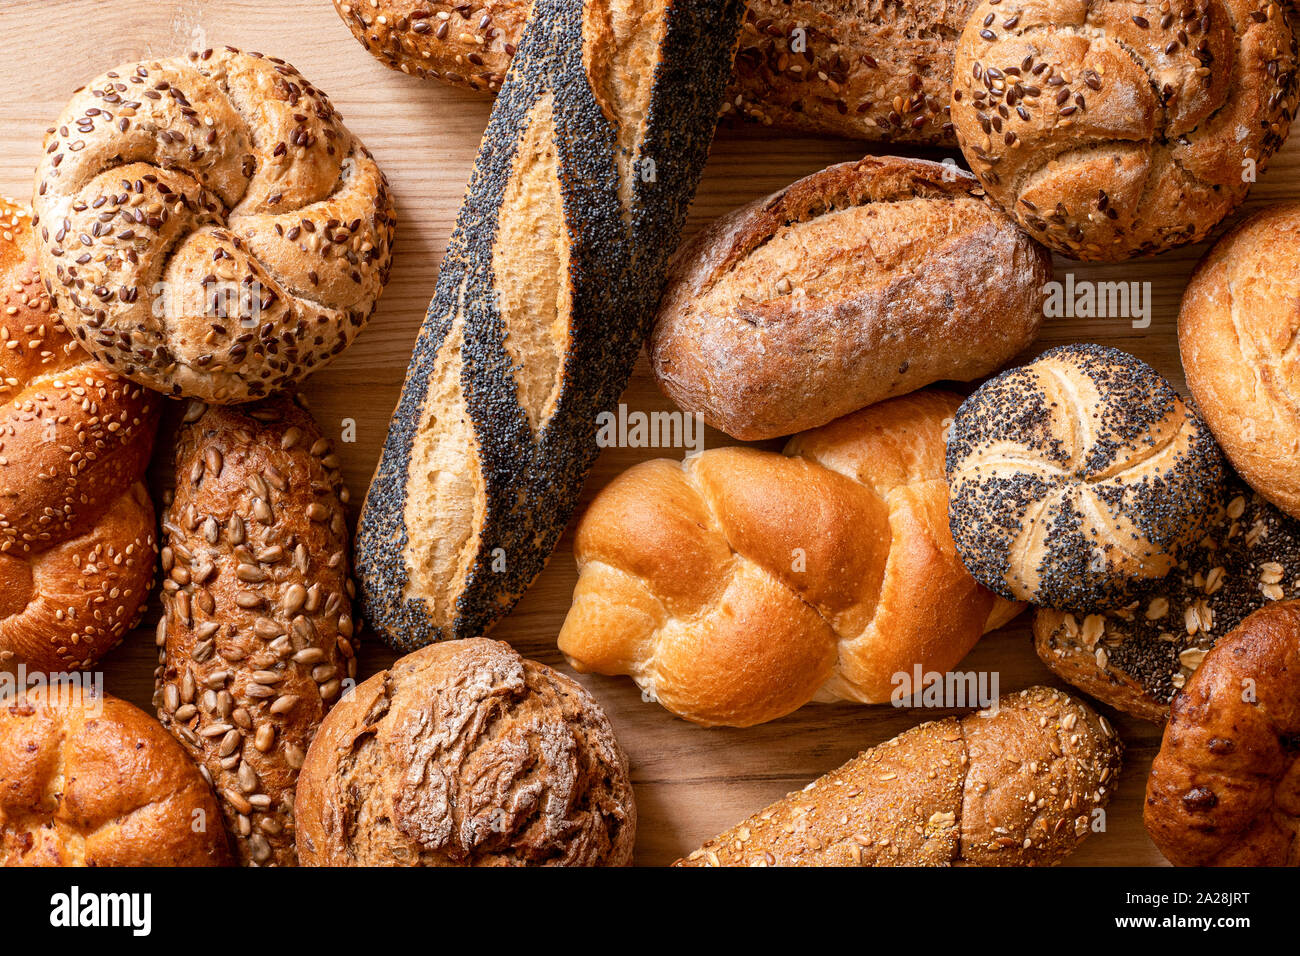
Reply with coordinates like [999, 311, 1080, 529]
[1145, 601, 1300, 865]
[676, 686, 1122, 866]
[155, 396, 357, 866]
[951, 0, 1299, 260]
[0, 685, 232, 866]
[0, 198, 159, 674]
[947, 344, 1225, 610]
[1181, 202, 1300, 519]
[333, 0, 974, 145]
[650, 155, 1050, 441]
[295, 638, 635, 866]
[558, 391, 1022, 728]
[356, 0, 746, 652]
[33, 48, 396, 403]
[1035, 475, 1300, 722]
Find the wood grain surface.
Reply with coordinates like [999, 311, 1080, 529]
[5, 0, 1297, 867]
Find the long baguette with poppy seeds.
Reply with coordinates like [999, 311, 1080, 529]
[356, 0, 746, 651]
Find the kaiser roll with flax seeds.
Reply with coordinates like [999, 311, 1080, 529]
[649, 155, 1050, 441]
[946, 344, 1225, 611]
[356, 0, 746, 652]
[0, 685, 232, 866]
[155, 395, 357, 867]
[32, 47, 396, 403]
[1145, 601, 1300, 866]
[0, 198, 159, 675]
[1180, 202, 1300, 519]
[333, 0, 974, 146]
[558, 391, 1022, 728]
[951, 0, 1299, 260]
[676, 686, 1122, 867]
[295, 638, 635, 866]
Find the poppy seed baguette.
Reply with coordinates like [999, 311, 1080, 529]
[356, 0, 746, 651]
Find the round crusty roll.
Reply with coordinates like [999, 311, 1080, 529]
[946, 344, 1225, 610]
[33, 48, 396, 403]
[1145, 600, 1300, 865]
[951, 0, 1298, 260]
[0, 198, 159, 674]
[557, 390, 1022, 728]
[295, 638, 635, 866]
[0, 685, 232, 866]
[1180, 202, 1300, 519]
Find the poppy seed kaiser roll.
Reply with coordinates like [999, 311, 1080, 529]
[946, 344, 1226, 610]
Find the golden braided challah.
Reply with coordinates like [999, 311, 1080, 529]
[33, 48, 396, 403]
[557, 391, 1021, 727]
[0, 199, 159, 674]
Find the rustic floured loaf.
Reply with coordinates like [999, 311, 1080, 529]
[155, 396, 357, 866]
[33, 48, 396, 402]
[295, 638, 635, 866]
[1035, 474, 1300, 722]
[333, 0, 974, 145]
[0, 685, 232, 866]
[1181, 202, 1300, 519]
[947, 344, 1225, 610]
[676, 686, 1122, 866]
[650, 155, 1050, 441]
[355, 0, 746, 651]
[951, 0, 1299, 260]
[0, 198, 159, 674]
[558, 391, 1022, 727]
[1145, 600, 1300, 865]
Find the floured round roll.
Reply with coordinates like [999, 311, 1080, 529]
[946, 344, 1225, 609]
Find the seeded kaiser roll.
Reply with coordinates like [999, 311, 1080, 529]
[946, 344, 1225, 610]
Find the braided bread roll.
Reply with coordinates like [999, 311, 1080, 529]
[356, 0, 746, 651]
[0, 199, 159, 674]
[32, 48, 396, 403]
[557, 391, 1022, 728]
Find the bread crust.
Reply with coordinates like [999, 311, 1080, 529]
[650, 155, 1050, 441]
[1145, 600, 1300, 865]
[676, 686, 1122, 866]
[0, 685, 232, 866]
[155, 396, 357, 866]
[295, 638, 635, 866]
[558, 390, 1021, 727]
[333, 0, 974, 145]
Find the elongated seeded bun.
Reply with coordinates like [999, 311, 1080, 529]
[946, 344, 1225, 609]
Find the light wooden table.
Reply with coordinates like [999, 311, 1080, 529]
[7, 0, 1297, 867]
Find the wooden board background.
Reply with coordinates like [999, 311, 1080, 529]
[5, 0, 1298, 867]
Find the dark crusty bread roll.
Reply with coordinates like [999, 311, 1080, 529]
[951, 0, 1299, 260]
[355, 0, 746, 651]
[295, 638, 635, 866]
[1145, 600, 1300, 865]
[1036, 475, 1300, 722]
[155, 396, 357, 866]
[333, 0, 974, 145]
[0, 198, 159, 674]
[650, 155, 1050, 441]
[1181, 202, 1300, 519]
[947, 344, 1225, 610]
[0, 685, 232, 866]
[676, 686, 1122, 866]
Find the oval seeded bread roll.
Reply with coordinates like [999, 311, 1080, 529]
[295, 638, 635, 866]
[947, 344, 1225, 610]
[1145, 601, 1300, 865]
[1181, 202, 1300, 519]
[33, 48, 396, 403]
[649, 155, 1050, 441]
[951, 0, 1299, 260]
[677, 686, 1122, 867]
[0, 685, 232, 866]
[558, 390, 1022, 727]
